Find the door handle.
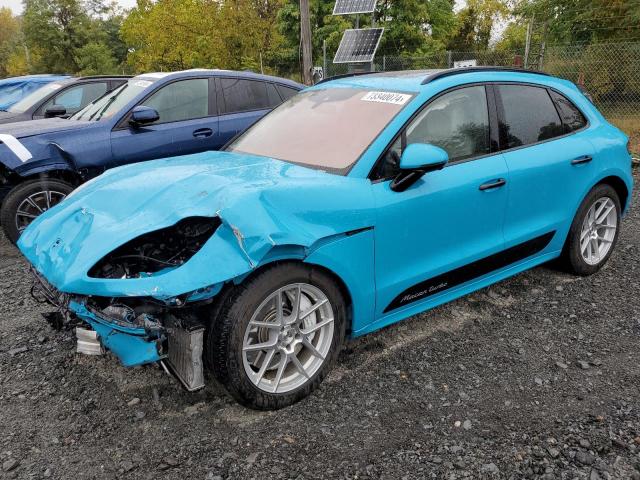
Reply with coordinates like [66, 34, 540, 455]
[571, 155, 593, 165]
[479, 178, 507, 191]
[193, 128, 213, 138]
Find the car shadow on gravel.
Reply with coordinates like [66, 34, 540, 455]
[1, 170, 639, 479]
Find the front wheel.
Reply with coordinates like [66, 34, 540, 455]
[206, 263, 346, 410]
[563, 184, 621, 275]
[0, 178, 73, 244]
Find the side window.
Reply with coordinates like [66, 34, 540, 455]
[220, 78, 273, 113]
[142, 78, 209, 124]
[374, 86, 490, 180]
[266, 83, 282, 107]
[276, 84, 299, 101]
[549, 90, 587, 133]
[498, 85, 564, 149]
[41, 82, 108, 115]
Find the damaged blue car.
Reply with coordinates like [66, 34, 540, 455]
[19, 68, 634, 409]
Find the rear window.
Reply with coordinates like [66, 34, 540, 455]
[549, 90, 587, 133]
[498, 85, 564, 149]
[220, 78, 276, 114]
[276, 84, 299, 101]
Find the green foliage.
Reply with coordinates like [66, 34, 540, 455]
[75, 42, 118, 74]
[0, 8, 22, 77]
[448, 0, 509, 51]
[120, 0, 285, 74]
[514, 0, 640, 45]
[18, 0, 125, 74]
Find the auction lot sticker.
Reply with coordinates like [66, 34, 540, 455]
[361, 91, 412, 105]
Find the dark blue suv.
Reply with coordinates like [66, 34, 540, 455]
[0, 69, 303, 242]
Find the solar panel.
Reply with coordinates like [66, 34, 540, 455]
[333, 0, 377, 15]
[333, 28, 384, 64]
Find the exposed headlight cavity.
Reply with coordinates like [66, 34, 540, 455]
[89, 217, 221, 279]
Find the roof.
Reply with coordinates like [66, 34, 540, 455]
[315, 67, 564, 93]
[135, 69, 304, 89]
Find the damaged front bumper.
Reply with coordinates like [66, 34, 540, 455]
[31, 269, 206, 391]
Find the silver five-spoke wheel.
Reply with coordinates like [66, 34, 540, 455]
[579, 196, 617, 266]
[15, 190, 67, 234]
[242, 283, 334, 394]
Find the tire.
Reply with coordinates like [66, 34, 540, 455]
[205, 262, 346, 410]
[562, 183, 621, 276]
[0, 178, 74, 244]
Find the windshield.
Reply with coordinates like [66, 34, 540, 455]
[7, 82, 62, 113]
[227, 88, 414, 172]
[71, 79, 153, 122]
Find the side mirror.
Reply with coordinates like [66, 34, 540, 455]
[44, 106, 67, 118]
[391, 143, 449, 192]
[129, 106, 159, 127]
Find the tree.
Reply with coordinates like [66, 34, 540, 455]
[21, 0, 124, 74]
[121, 0, 284, 73]
[0, 8, 22, 77]
[75, 42, 117, 74]
[448, 0, 509, 51]
[513, 0, 640, 45]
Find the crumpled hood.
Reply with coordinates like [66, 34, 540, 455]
[19, 151, 375, 298]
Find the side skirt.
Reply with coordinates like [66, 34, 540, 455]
[352, 249, 561, 338]
[384, 231, 555, 313]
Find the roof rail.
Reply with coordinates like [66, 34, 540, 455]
[315, 71, 375, 85]
[421, 66, 551, 85]
[77, 75, 132, 80]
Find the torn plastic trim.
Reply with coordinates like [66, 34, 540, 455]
[69, 300, 166, 367]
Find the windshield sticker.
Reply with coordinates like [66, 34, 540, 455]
[134, 80, 153, 88]
[361, 91, 412, 105]
[0, 134, 32, 163]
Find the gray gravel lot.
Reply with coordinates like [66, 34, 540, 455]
[1, 170, 639, 480]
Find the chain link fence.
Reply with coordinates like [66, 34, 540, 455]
[323, 42, 640, 154]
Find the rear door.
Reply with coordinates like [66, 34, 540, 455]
[496, 84, 595, 251]
[110, 77, 219, 165]
[216, 77, 283, 146]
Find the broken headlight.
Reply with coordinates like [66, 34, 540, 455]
[88, 216, 221, 279]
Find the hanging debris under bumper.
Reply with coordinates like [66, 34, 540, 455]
[30, 269, 207, 390]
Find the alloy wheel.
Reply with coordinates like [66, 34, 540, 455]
[15, 190, 67, 234]
[579, 196, 617, 266]
[242, 283, 335, 394]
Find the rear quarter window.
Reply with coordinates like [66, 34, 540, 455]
[549, 90, 588, 133]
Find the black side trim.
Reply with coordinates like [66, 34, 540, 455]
[345, 226, 374, 237]
[384, 231, 556, 313]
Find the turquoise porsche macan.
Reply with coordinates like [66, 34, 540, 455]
[18, 67, 634, 409]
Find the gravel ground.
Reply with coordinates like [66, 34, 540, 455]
[1, 170, 639, 480]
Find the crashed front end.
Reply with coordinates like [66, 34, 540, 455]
[17, 152, 374, 391]
[28, 214, 227, 390]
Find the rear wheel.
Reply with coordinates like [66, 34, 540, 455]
[0, 179, 73, 244]
[206, 263, 346, 410]
[563, 184, 621, 275]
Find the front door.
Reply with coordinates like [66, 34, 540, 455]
[372, 85, 510, 317]
[111, 77, 219, 165]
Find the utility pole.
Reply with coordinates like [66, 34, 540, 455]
[300, 0, 313, 85]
